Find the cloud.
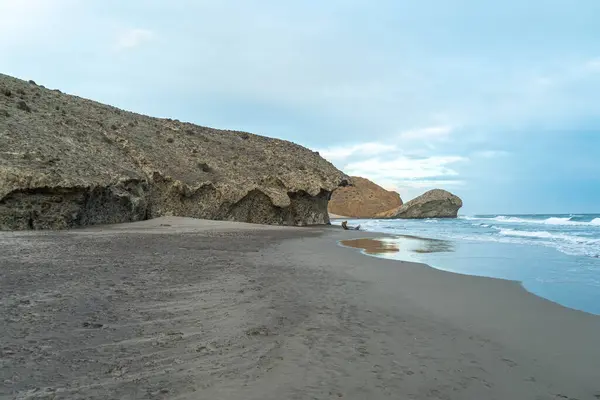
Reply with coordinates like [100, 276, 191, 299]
[317, 125, 466, 197]
[378, 179, 465, 190]
[375, 177, 466, 202]
[399, 125, 454, 141]
[318, 124, 454, 163]
[317, 142, 396, 162]
[473, 150, 510, 158]
[343, 155, 468, 180]
[115, 29, 154, 50]
[584, 58, 600, 73]
[401, 180, 465, 187]
[533, 76, 554, 87]
[0, 0, 74, 44]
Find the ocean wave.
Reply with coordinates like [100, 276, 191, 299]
[466, 215, 600, 226]
[545, 217, 600, 226]
[454, 229, 599, 258]
[361, 218, 600, 258]
[498, 229, 555, 239]
[499, 228, 599, 242]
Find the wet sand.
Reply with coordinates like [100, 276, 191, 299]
[1, 217, 600, 399]
[340, 237, 401, 254]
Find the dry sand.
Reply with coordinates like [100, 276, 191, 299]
[1, 217, 599, 399]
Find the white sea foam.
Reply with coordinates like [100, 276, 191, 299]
[544, 217, 574, 225]
[498, 229, 555, 239]
[361, 216, 600, 258]
[466, 215, 600, 226]
[499, 228, 599, 242]
[497, 228, 600, 257]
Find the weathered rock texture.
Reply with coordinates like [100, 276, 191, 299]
[0, 74, 349, 230]
[376, 189, 462, 219]
[328, 176, 403, 218]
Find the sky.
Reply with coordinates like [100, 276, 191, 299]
[1, 0, 600, 214]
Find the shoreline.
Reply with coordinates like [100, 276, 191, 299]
[338, 233, 600, 316]
[1, 218, 599, 399]
[333, 217, 600, 316]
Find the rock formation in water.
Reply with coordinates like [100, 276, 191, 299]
[328, 176, 403, 218]
[0, 74, 349, 230]
[376, 189, 462, 219]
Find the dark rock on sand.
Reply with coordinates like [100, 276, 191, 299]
[0, 74, 348, 230]
[377, 189, 462, 219]
[328, 176, 403, 218]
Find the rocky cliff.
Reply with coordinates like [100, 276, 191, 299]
[328, 176, 402, 218]
[0, 74, 349, 230]
[376, 189, 462, 219]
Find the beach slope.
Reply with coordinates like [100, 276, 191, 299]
[1, 218, 599, 399]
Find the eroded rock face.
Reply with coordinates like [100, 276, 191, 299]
[0, 74, 348, 230]
[328, 176, 403, 218]
[376, 189, 462, 219]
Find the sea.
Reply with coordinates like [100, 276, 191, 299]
[334, 214, 600, 315]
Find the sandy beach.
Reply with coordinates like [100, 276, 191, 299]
[1, 217, 599, 400]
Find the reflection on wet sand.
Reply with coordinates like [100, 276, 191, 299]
[341, 236, 454, 256]
[340, 238, 400, 255]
